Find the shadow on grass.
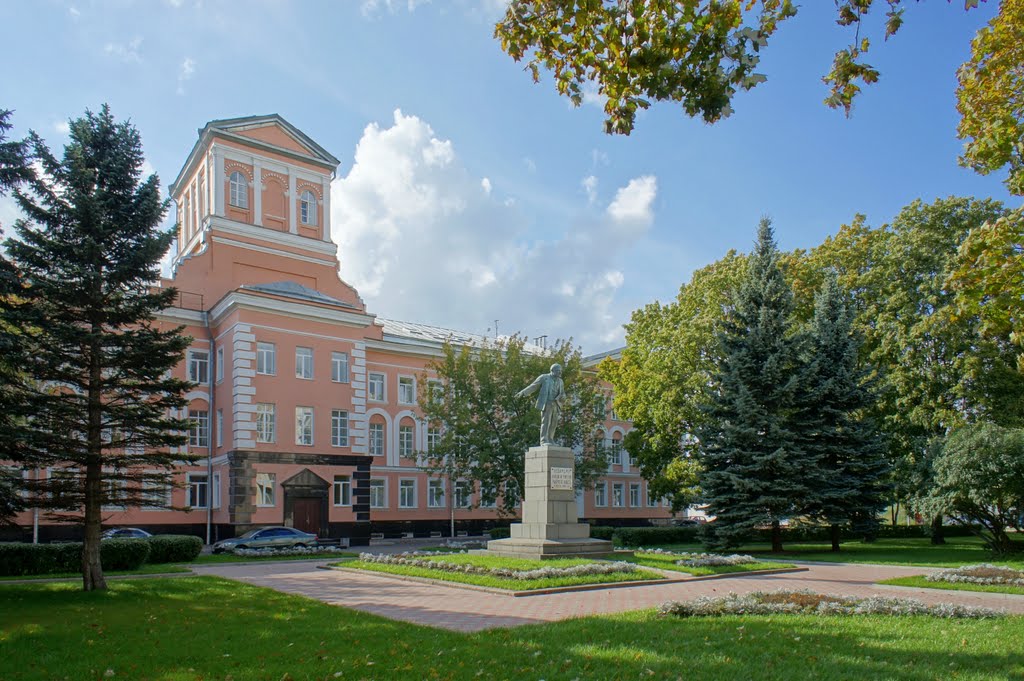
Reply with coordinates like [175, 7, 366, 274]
[1, 577, 1021, 680]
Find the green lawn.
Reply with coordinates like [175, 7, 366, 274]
[1, 577, 1022, 680]
[649, 537, 1024, 569]
[0, 564, 191, 581]
[880, 575, 1024, 596]
[625, 551, 796, 576]
[340, 553, 664, 590]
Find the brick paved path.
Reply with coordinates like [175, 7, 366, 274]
[192, 559, 1024, 633]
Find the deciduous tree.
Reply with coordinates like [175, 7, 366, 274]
[1, 105, 193, 591]
[419, 336, 607, 518]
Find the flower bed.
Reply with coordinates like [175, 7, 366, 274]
[636, 548, 759, 567]
[358, 552, 637, 580]
[659, 589, 1003, 619]
[927, 564, 1024, 587]
[231, 546, 351, 558]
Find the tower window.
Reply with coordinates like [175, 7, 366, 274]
[300, 189, 317, 226]
[229, 171, 248, 208]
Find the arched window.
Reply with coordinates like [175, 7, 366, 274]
[229, 171, 248, 208]
[300, 189, 317, 226]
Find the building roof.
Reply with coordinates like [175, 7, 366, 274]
[583, 346, 625, 367]
[203, 114, 341, 166]
[377, 317, 548, 354]
[241, 281, 358, 309]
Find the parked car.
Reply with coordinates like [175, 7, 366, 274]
[101, 527, 153, 540]
[212, 526, 318, 553]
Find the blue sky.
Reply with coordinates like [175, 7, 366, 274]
[1, 0, 1015, 352]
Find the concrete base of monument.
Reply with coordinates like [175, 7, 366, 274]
[484, 537, 623, 560]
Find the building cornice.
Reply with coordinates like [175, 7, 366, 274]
[210, 215, 338, 259]
[209, 291, 377, 330]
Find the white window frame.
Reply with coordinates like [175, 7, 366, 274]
[398, 376, 416, 405]
[426, 427, 441, 454]
[398, 478, 416, 509]
[295, 407, 314, 446]
[629, 483, 641, 508]
[648, 487, 660, 508]
[610, 438, 622, 466]
[427, 479, 445, 508]
[256, 403, 275, 444]
[479, 485, 497, 509]
[368, 372, 386, 402]
[369, 422, 384, 456]
[212, 471, 221, 509]
[595, 481, 608, 508]
[187, 472, 209, 509]
[295, 346, 313, 380]
[333, 475, 352, 506]
[454, 480, 472, 509]
[398, 423, 414, 458]
[300, 188, 317, 225]
[215, 346, 224, 384]
[141, 474, 172, 510]
[215, 409, 223, 448]
[331, 351, 349, 383]
[612, 482, 625, 508]
[331, 410, 349, 447]
[256, 342, 276, 376]
[187, 349, 210, 385]
[102, 476, 127, 511]
[229, 170, 248, 208]
[189, 409, 209, 448]
[256, 472, 276, 507]
[369, 479, 386, 509]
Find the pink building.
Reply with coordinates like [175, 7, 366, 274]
[5, 115, 670, 545]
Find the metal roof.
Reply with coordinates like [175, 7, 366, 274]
[240, 281, 357, 309]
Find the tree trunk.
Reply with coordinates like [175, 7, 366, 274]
[830, 524, 841, 552]
[930, 514, 946, 545]
[771, 519, 783, 553]
[81, 459, 106, 592]
[890, 502, 899, 527]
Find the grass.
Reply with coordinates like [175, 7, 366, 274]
[0, 564, 191, 581]
[340, 553, 664, 590]
[189, 551, 358, 565]
[1, 577, 1022, 680]
[649, 536, 1024, 569]
[880, 575, 1024, 596]
[625, 551, 796, 576]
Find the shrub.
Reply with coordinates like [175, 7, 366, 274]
[588, 526, 615, 540]
[486, 527, 510, 539]
[0, 542, 80, 576]
[146, 535, 203, 563]
[613, 526, 701, 546]
[100, 539, 151, 571]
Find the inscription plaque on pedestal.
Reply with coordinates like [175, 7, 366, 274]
[550, 466, 573, 490]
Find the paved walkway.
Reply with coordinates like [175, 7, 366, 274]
[192, 558, 1024, 633]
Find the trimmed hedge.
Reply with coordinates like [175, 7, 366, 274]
[612, 526, 701, 547]
[146, 535, 202, 563]
[0, 539, 150, 576]
[588, 526, 616, 540]
[486, 527, 510, 539]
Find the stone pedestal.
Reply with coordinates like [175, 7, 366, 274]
[487, 444, 616, 559]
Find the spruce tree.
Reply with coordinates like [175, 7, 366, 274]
[803, 272, 890, 551]
[1, 106, 193, 591]
[698, 218, 818, 552]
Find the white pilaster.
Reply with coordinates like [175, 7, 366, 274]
[253, 160, 263, 226]
[321, 176, 331, 241]
[213, 146, 225, 216]
[287, 173, 297, 234]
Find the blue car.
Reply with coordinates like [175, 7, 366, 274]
[212, 526, 318, 553]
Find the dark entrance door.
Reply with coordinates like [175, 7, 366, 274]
[292, 498, 322, 536]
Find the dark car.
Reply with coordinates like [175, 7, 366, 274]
[212, 526, 318, 553]
[101, 527, 153, 540]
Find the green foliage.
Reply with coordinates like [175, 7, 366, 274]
[612, 526, 701, 547]
[0, 109, 32, 197]
[485, 526, 510, 539]
[587, 525, 615, 540]
[495, 1, 797, 134]
[0, 539, 150, 576]
[0, 105, 194, 591]
[924, 423, 1024, 555]
[957, 0, 1024, 194]
[418, 335, 606, 516]
[698, 218, 819, 550]
[145, 535, 203, 564]
[599, 250, 747, 509]
[802, 273, 889, 539]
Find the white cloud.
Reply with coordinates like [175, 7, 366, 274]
[104, 37, 142, 63]
[68, 6, 80, 18]
[361, 0, 429, 17]
[331, 110, 657, 351]
[580, 81, 606, 109]
[176, 57, 196, 95]
[523, 157, 536, 173]
[54, 120, 70, 135]
[607, 175, 657, 228]
[581, 175, 598, 204]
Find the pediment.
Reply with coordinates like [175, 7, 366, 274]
[281, 468, 329, 489]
